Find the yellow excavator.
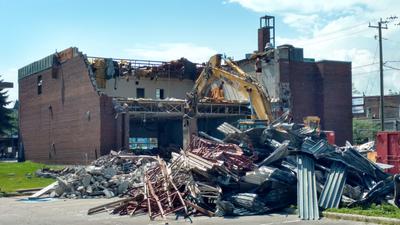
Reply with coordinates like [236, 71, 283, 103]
[186, 54, 274, 129]
[183, 54, 321, 146]
[303, 116, 321, 131]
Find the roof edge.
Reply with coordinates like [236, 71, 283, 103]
[18, 47, 80, 80]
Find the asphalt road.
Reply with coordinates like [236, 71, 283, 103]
[0, 197, 376, 225]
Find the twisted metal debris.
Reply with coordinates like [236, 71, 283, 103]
[33, 116, 400, 221]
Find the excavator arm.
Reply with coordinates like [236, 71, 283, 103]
[190, 54, 273, 122]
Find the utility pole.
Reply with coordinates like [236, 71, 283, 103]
[369, 19, 388, 131]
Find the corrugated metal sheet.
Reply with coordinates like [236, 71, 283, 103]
[18, 47, 79, 80]
[301, 138, 334, 159]
[297, 154, 319, 220]
[301, 138, 316, 151]
[18, 55, 54, 80]
[257, 141, 289, 167]
[319, 162, 347, 209]
[325, 147, 388, 181]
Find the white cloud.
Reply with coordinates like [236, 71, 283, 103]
[125, 43, 217, 63]
[228, 0, 393, 14]
[283, 14, 320, 34]
[228, 0, 400, 95]
[278, 24, 400, 95]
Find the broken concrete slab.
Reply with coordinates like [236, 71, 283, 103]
[29, 181, 58, 199]
[103, 189, 114, 198]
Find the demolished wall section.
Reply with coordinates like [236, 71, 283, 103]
[19, 53, 114, 164]
[100, 77, 194, 99]
[240, 56, 352, 145]
[238, 58, 280, 102]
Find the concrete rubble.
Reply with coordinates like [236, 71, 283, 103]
[34, 151, 157, 199]
[33, 114, 400, 221]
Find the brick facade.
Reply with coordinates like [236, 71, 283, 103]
[19, 54, 115, 164]
[317, 61, 352, 145]
[363, 95, 400, 119]
[277, 59, 352, 145]
[279, 60, 321, 122]
[19, 46, 353, 164]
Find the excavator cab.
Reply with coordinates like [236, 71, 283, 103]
[303, 116, 320, 130]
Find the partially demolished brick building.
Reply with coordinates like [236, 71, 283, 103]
[18, 48, 251, 164]
[238, 15, 352, 145]
[18, 17, 352, 164]
[237, 46, 352, 146]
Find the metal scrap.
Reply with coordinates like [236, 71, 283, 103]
[32, 116, 399, 221]
[296, 154, 319, 220]
[318, 162, 347, 209]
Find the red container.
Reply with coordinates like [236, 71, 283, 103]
[323, 131, 335, 145]
[376, 131, 400, 174]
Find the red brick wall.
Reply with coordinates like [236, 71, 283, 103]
[279, 60, 352, 145]
[100, 95, 117, 155]
[19, 55, 106, 164]
[287, 61, 321, 123]
[317, 61, 352, 145]
[363, 95, 400, 119]
[258, 27, 270, 52]
[279, 60, 321, 122]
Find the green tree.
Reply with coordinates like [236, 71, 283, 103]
[353, 119, 380, 144]
[388, 89, 400, 95]
[5, 109, 18, 136]
[0, 76, 13, 136]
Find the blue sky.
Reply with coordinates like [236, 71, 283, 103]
[1, 0, 399, 106]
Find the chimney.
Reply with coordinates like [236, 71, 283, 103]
[258, 15, 275, 52]
[258, 27, 269, 52]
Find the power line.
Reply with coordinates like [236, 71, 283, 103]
[313, 21, 369, 38]
[384, 65, 400, 70]
[286, 23, 371, 47]
[352, 68, 395, 76]
[287, 17, 395, 48]
[352, 70, 379, 76]
[284, 19, 392, 48]
[385, 38, 400, 45]
[300, 28, 370, 46]
[352, 62, 379, 69]
[352, 60, 400, 70]
[351, 59, 400, 69]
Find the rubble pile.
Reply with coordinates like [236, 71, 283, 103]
[32, 115, 400, 220]
[35, 152, 158, 199]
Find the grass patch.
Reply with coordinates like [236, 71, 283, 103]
[0, 161, 63, 193]
[326, 203, 400, 219]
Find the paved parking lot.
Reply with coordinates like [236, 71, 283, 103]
[0, 197, 376, 225]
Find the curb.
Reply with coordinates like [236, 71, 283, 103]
[323, 212, 400, 225]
